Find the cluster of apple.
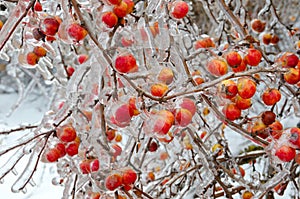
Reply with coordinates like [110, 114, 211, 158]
[149, 98, 196, 138]
[105, 168, 137, 191]
[101, 0, 134, 28]
[45, 124, 80, 162]
[27, 13, 88, 65]
[251, 18, 279, 45]
[276, 52, 300, 85]
[26, 46, 47, 65]
[79, 158, 100, 174]
[110, 97, 139, 128]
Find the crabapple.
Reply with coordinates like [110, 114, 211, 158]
[77, 54, 88, 64]
[67, 23, 88, 41]
[148, 141, 158, 152]
[206, 58, 228, 76]
[55, 143, 66, 158]
[262, 88, 281, 106]
[106, 129, 116, 141]
[42, 17, 60, 36]
[242, 191, 254, 199]
[26, 52, 39, 65]
[46, 148, 60, 162]
[57, 125, 77, 143]
[262, 33, 272, 45]
[225, 51, 242, 67]
[32, 28, 45, 41]
[102, 12, 118, 28]
[275, 145, 296, 162]
[112, 144, 122, 157]
[270, 34, 279, 44]
[34, 2, 43, 11]
[222, 103, 241, 121]
[113, 104, 134, 127]
[234, 95, 252, 110]
[115, 54, 138, 73]
[123, 0, 134, 14]
[128, 97, 140, 116]
[194, 37, 215, 49]
[107, 0, 122, 5]
[268, 120, 283, 139]
[113, 1, 128, 18]
[237, 78, 256, 99]
[157, 67, 174, 85]
[171, 1, 189, 19]
[284, 68, 300, 84]
[218, 79, 238, 99]
[179, 98, 196, 115]
[67, 66, 75, 77]
[122, 168, 137, 185]
[231, 59, 247, 73]
[66, 142, 79, 156]
[150, 83, 168, 97]
[105, 173, 123, 191]
[153, 114, 173, 135]
[261, 111, 276, 126]
[251, 19, 266, 33]
[33, 46, 47, 57]
[232, 166, 245, 177]
[250, 119, 267, 138]
[244, 48, 262, 66]
[289, 127, 300, 148]
[175, 108, 193, 127]
[278, 52, 299, 68]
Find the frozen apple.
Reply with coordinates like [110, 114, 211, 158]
[288, 127, 300, 148]
[231, 59, 247, 73]
[262, 88, 281, 106]
[218, 79, 238, 99]
[102, 11, 118, 28]
[277, 52, 299, 68]
[57, 125, 77, 143]
[113, 104, 134, 127]
[171, 1, 189, 19]
[234, 95, 252, 110]
[107, 0, 122, 5]
[225, 51, 242, 67]
[67, 23, 88, 41]
[244, 48, 262, 66]
[284, 68, 300, 84]
[122, 168, 137, 185]
[26, 52, 39, 65]
[150, 83, 168, 97]
[222, 103, 241, 121]
[157, 67, 174, 85]
[237, 78, 256, 99]
[175, 108, 193, 127]
[46, 148, 60, 162]
[262, 33, 272, 45]
[194, 37, 215, 49]
[123, 0, 134, 14]
[115, 54, 138, 73]
[105, 173, 123, 191]
[179, 98, 196, 115]
[113, 1, 128, 18]
[33, 46, 47, 57]
[275, 145, 296, 162]
[42, 17, 60, 36]
[268, 120, 283, 139]
[261, 111, 276, 126]
[206, 58, 228, 76]
[251, 19, 266, 33]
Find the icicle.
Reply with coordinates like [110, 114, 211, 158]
[11, 140, 43, 193]
[0, 147, 25, 180]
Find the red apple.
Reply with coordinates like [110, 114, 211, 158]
[222, 103, 241, 121]
[171, 1, 189, 19]
[237, 78, 256, 99]
[67, 23, 88, 41]
[218, 79, 238, 99]
[226, 51, 242, 67]
[275, 145, 296, 162]
[244, 48, 262, 66]
[115, 54, 138, 73]
[206, 58, 228, 76]
[262, 88, 281, 106]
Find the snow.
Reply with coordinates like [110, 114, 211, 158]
[0, 93, 63, 199]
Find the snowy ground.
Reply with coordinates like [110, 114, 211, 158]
[0, 92, 63, 199]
